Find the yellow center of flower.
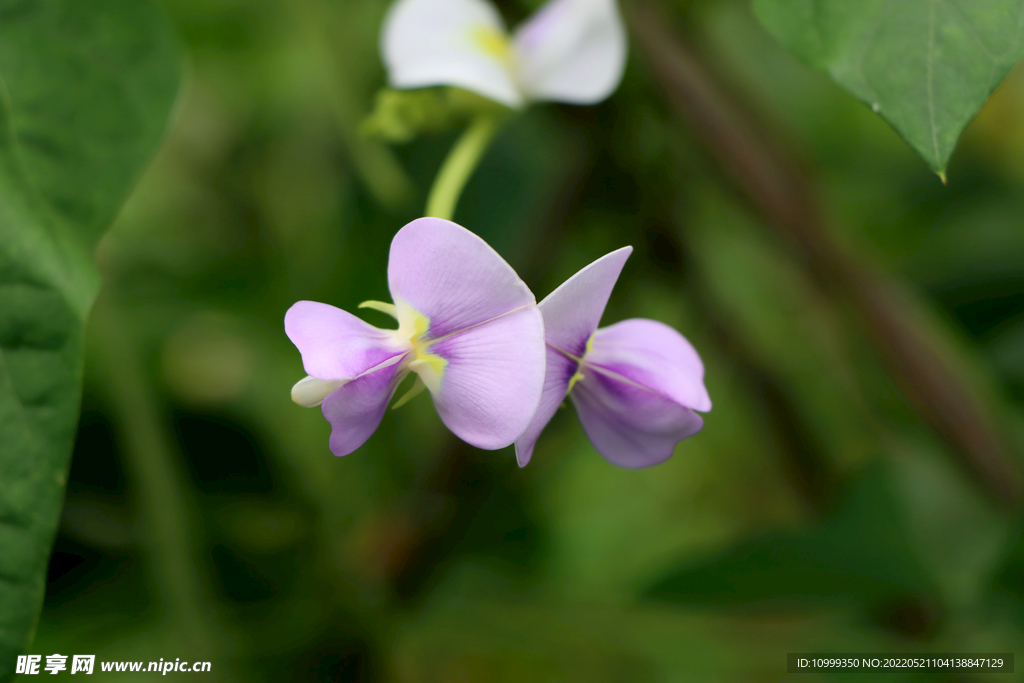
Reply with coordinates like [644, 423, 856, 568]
[558, 333, 596, 396]
[362, 299, 447, 394]
[566, 368, 585, 394]
[398, 302, 447, 386]
[473, 25, 512, 61]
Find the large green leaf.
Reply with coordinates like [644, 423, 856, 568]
[392, 563, 907, 681]
[645, 463, 939, 608]
[0, 1, 178, 678]
[753, 0, 1024, 175]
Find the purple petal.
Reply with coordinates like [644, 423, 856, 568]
[514, 344, 578, 466]
[587, 318, 711, 412]
[285, 301, 405, 380]
[322, 359, 407, 457]
[570, 365, 704, 468]
[539, 246, 632, 358]
[388, 218, 538, 339]
[428, 305, 545, 450]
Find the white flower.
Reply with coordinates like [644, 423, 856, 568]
[381, 0, 627, 108]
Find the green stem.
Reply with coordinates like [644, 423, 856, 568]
[425, 115, 500, 221]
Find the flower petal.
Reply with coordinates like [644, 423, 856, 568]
[322, 361, 407, 457]
[571, 365, 704, 468]
[538, 246, 631, 358]
[292, 376, 348, 408]
[388, 217, 538, 339]
[587, 318, 712, 412]
[285, 301, 405, 380]
[513, 0, 627, 104]
[381, 0, 523, 107]
[513, 344, 578, 466]
[427, 305, 545, 449]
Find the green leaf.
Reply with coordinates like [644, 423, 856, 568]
[0, 1, 179, 678]
[645, 462, 939, 608]
[993, 519, 1024, 612]
[392, 563, 908, 681]
[753, 0, 1024, 175]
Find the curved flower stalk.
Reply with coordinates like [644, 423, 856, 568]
[515, 247, 712, 468]
[286, 218, 545, 456]
[382, 0, 627, 108]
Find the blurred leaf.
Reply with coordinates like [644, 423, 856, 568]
[0, 1, 181, 246]
[0, 1, 178, 678]
[394, 562, 906, 682]
[688, 196, 875, 478]
[899, 195, 1024, 290]
[887, 439, 1009, 609]
[993, 521, 1024, 608]
[646, 462, 938, 608]
[753, 0, 1024, 174]
[991, 319, 1024, 386]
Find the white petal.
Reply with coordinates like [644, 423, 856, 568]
[291, 376, 348, 408]
[381, 0, 524, 107]
[513, 0, 627, 104]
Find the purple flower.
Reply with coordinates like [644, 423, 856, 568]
[515, 247, 712, 468]
[286, 217, 545, 456]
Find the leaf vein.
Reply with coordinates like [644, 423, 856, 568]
[937, 0, 997, 63]
[927, 0, 940, 167]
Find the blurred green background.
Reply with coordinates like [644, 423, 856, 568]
[36, 0, 1024, 680]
